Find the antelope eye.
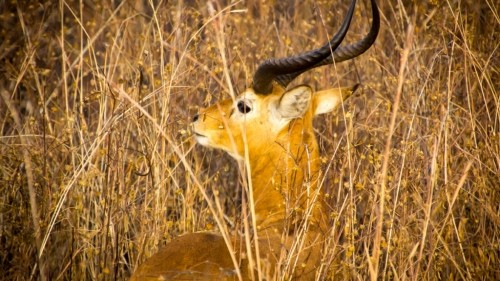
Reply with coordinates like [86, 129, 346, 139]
[237, 100, 252, 114]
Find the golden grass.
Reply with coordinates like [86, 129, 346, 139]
[1, 0, 498, 280]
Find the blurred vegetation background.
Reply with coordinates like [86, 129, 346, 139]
[1, 0, 498, 280]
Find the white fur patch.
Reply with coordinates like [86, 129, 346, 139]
[314, 94, 342, 115]
[277, 86, 312, 119]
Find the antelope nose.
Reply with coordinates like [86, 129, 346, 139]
[192, 114, 199, 122]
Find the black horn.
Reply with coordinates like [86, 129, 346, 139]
[275, 0, 380, 87]
[252, 0, 358, 94]
[252, 0, 379, 94]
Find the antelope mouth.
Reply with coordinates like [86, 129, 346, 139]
[193, 132, 209, 146]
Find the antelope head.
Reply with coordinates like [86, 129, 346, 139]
[192, 0, 379, 165]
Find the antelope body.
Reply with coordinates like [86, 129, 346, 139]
[131, 0, 379, 280]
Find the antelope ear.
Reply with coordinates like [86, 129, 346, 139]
[313, 84, 359, 115]
[276, 85, 312, 119]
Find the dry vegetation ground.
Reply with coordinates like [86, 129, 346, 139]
[1, 0, 499, 280]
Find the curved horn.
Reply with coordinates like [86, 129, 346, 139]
[252, 0, 357, 94]
[275, 0, 380, 87]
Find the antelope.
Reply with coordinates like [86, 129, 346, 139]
[131, 0, 379, 280]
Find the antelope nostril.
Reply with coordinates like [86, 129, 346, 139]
[192, 114, 199, 122]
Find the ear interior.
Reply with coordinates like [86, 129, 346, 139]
[277, 85, 312, 119]
[313, 84, 359, 115]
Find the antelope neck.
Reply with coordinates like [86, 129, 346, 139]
[244, 116, 325, 231]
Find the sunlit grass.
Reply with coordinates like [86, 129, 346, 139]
[0, 0, 498, 280]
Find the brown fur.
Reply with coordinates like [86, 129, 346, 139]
[131, 84, 356, 280]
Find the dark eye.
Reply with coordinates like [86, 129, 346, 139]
[237, 100, 252, 114]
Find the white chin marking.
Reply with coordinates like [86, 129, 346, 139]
[194, 135, 243, 161]
[195, 135, 210, 146]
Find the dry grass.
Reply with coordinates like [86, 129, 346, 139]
[1, 0, 498, 280]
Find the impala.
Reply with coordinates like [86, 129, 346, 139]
[131, 0, 379, 280]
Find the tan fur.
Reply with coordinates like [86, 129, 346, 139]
[131, 84, 357, 281]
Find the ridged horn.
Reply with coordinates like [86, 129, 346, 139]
[275, 0, 380, 87]
[252, 0, 358, 94]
